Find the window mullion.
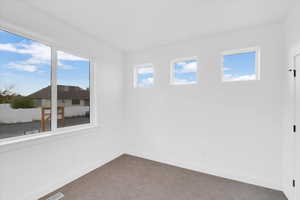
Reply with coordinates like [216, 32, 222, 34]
[90, 58, 96, 125]
[51, 48, 58, 131]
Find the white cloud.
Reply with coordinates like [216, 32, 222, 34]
[137, 67, 153, 74]
[0, 43, 18, 52]
[57, 51, 88, 61]
[143, 77, 153, 84]
[0, 42, 51, 72]
[0, 41, 88, 72]
[58, 63, 74, 70]
[8, 63, 38, 72]
[0, 42, 51, 61]
[232, 74, 256, 81]
[175, 61, 197, 73]
[139, 77, 154, 87]
[20, 43, 51, 61]
[223, 74, 256, 81]
[223, 74, 233, 80]
[223, 67, 231, 71]
[0, 42, 87, 62]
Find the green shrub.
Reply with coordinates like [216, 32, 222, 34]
[11, 97, 35, 109]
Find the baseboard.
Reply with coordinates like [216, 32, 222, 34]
[22, 152, 124, 200]
[127, 152, 282, 191]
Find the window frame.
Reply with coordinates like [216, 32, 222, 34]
[133, 63, 155, 88]
[170, 57, 198, 85]
[0, 25, 97, 145]
[221, 47, 261, 82]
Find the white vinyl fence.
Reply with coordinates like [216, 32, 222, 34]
[0, 104, 89, 123]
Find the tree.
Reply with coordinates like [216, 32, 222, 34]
[0, 85, 17, 104]
[10, 96, 35, 109]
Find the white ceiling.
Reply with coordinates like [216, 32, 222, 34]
[23, 0, 295, 52]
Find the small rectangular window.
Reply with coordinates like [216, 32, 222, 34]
[134, 64, 154, 88]
[222, 47, 260, 82]
[171, 58, 198, 85]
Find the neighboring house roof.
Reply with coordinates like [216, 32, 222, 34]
[29, 85, 89, 100]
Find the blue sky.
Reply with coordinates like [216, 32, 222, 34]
[223, 52, 256, 81]
[136, 60, 198, 87]
[136, 66, 154, 87]
[173, 60, 197, 84]
[0, 30, 89, 96]
[136, 53, 255, 86]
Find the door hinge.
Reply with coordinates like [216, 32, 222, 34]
[293, 179, 296, 187]
[293, 125, 296, 133]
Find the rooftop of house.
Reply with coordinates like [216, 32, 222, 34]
[29, 85, 89, 100]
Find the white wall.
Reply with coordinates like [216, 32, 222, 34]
[0, 1, 126, 200]
[282, 2, 300, 199]
[0, 104, 90, 123]
[0, 1, 292, 199]
[125, 23, 285, 190]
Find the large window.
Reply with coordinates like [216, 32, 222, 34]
[57, 51, 90, 128]
[171, 58, 198, 85]
[134, 64, 154, 88]
[0, 29, 92, 140]
[222, 47, 260, 82]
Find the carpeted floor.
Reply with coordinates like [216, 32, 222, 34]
[40, 154, 287, 200]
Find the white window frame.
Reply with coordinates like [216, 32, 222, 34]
[133, 63, 154, 88]
[170, 57, 198, 85]
[221, 47, 261, 82]
[0, 25, 97, 146]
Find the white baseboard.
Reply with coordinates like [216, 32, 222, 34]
[22, 152, 123, 200]
[127, 152, 282, 191]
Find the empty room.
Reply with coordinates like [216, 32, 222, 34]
[0, 0, 300, 200]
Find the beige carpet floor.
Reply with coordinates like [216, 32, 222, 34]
[40, 154, 287, 200]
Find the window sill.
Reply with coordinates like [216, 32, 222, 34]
[0, 123, 98, 153]
[170, 82, 198, 86]
[221, 79, 259, 83]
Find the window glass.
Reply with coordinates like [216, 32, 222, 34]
[172, 59, 197, 85]
[0, 30, 51, 139]
[135, 65, 154, 88]
[222, 50, 258, 82]
[57, 51, 90, 128]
